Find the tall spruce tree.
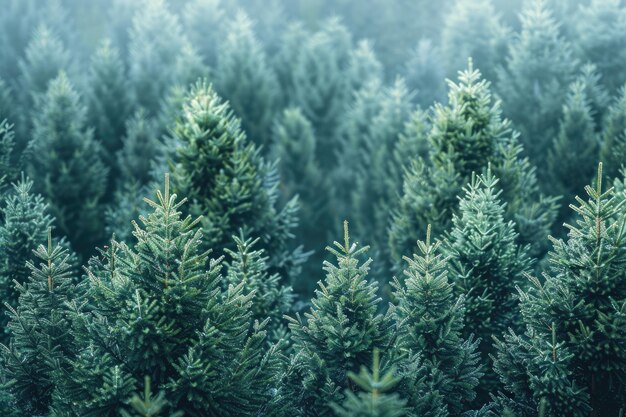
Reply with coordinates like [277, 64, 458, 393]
[283, 222, 392, 416]
[496, 0, 578, 173]
[0, 81, 16, 137]
[181, 0, 224, 68]
[573, 0, 626, 92]
[392, 225, 482, 416]
[493, 164, 626, 417]
[389, 62, 557, 264]
[28, 72, 108, 256]
[169, 80, 304, 285]
[0, 120, 17, 192]
[0, 229, 79, 416]
[55, 176, 284, 417]
[443, 172, 533, 400]
[599, 86, 626, 180]
[215, 12, 279, 148]
[402, 38, 446, 107]
[0, 178, 53, 342]
[442, 0, 509, 81]
[547, 80, 599, 222]
[86, 39, 133, 182]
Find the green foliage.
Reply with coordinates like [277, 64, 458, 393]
[390, 62, 557, 263]
[28, 72, 108, 256]
[0, 80, 16, 134]
[170, 80, 303, 284]
[284, 222, 391, 416]
[444, 172, 532, 398]
[57, 176, 283, 416]
[547, 79, 599, 220]
[496, 0, 578, 172]
[402, 39, 446, 107]
[181, 0, 224, 67]
[0, 120, 17, 192]
[331, 349, 407, 417]
[86, 39, 133, 179]
[392, 225, 482, 416]
[573, 0, 626, 92]
[442, 0, 509, 81]
[1, 230, 79, 416]
[493, 164, 626, 417]
[346, 40, 384, 93]
[120, 377, 184, 417]
[600, 86, 626, 180]
[215, 12, 279, 148]
[0, 178, 53, 342]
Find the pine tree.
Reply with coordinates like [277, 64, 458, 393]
[116, 109, 161, 187]
[56, 176, 284, 416]
[493, 164, 626, 417]
[181, 0, 224, 67]
[28, 72, 108, 256]
[0, 178, 53, 342]
[443, 172, 533, 399]
[120, 377, 183, 417]
[392, 225, 482, 416]
[600, 86, 626, 180]
[331, 349, 407, 417]
[86, 39, 133, 181]
[573, 0, 626, 92]
[215, 12, 279, 148]
[0, 0, 40, 83]
[273, 22, 309, 108]
[346, 40, 384, 93]
[0, 120, 17, 192]
[0, 229, 79, 416]
[547, 80, 599, 222]
[402, 38, 446, 107]
[283, 222, 392, 416]
[496, 0, 578, 173]
[128, 0, 205, 114]
[390, 62, 557, 264]
[0, 80, 16, 134]
[169, 80, 304, 284]
[442, 0, 509, 81]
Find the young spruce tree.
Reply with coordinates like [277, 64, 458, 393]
[493, 164, 626, 417]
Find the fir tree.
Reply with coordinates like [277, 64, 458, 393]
[56, 176, 283, 416]
[442, 0, 509, 81]
[0, 0, 40, 83]
[493, 164, 626, 417]
[0, 229, 79, 416]
[346, 40, 384, 93]
[169, 80, 303, 284]
[181, 0, 224, 67]
[443, 172, 532, 399]
[0, 80, 16, 134]
[0, 178, 53, 342]
[547, 80, 599, 221]
[402, 38, 446, 107]
[120, 377, 183, 417]
[599, 86, 626, 180]
[116, 109, 162, 187]
[496, 0, 578, 172]
[86, 39, 133, 181]
[28, 72, 108, 256]
[392, 225, 482, 416]
[273, 22, 308, 108]
[128, 0, 205, 114]
[215, 12, 279, 148]
[331, 349, 407, 417]
[0, 120, 17, 192]
[283, 222, 392, 416]
[573, 0, 626, 92]
[390, 62, 557, 263]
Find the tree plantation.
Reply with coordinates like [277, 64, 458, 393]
[0, 0, 625, 416]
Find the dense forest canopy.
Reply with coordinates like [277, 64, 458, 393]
[1, 0, 625, 416]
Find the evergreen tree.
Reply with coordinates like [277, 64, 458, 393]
[169, 80, 304, 285]
[493, 164, 626, 417]
[0, 229, 79, 416]
[574, 64, 610, 130]
[120, 377, 183, 417]
[0, 80, 16, 134]
[573, 0, 626, 92]
[0, 121, 17, 192]
[0, 178, 53, 342]
[128, 0, 205, 114]
[442, 0, 509, 81]
[56, 176, 284, 416]
[547, 80, 599, 221]
[283, 222, 392, 416]
[390, 62, 557, 264]
[443, 172, 532, 398]
[181, 0, 224, 67]
[346, 40, 384, 93]
[215, 12, 279, 148]
[600, 86, 626, 180]
[28, 72, 108, 256]
[331, 349, 407, 417]
[402, 38, 446, 107]
[392, 225, 482, 416]
[273, 22, 308, 108]
[0, 0, 40, 83]
[86, 39, 133, 180]
[116, 109, 161, 187]
[496, 0, 578, 173]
